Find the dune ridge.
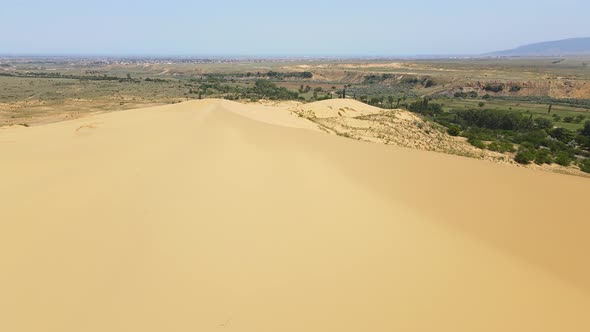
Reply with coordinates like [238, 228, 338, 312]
[291, 99, 507, 159]
[1, 99, 589, 332]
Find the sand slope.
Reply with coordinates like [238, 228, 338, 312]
[291, 99, 514, 163]
[1, 99, 589, 332]
[292, 98, 387, 118]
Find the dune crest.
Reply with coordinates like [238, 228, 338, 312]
[1, 99, 589, 332]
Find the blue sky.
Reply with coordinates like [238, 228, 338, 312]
[1, 0, 588, 56]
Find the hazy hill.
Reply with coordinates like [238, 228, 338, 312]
[487, 37, 590, 56]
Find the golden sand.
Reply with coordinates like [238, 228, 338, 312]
[1, 99, 589, 331]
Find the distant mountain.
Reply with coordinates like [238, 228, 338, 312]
[486, 37, 590, 57]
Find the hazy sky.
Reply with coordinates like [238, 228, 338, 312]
[1, 0, 588, 56]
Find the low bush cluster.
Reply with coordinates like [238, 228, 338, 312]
[435, 108, 590, 172]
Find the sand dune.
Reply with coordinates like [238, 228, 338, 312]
[292, 98, 386, 118]
[290, 99, 514, 163]
[1, 99, 589, 331]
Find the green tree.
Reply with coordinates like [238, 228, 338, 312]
[549, 127, 575, 142]
[447, 126, 461, 136]
[554, 151, 572, 166]
[579, 159, 590, 173]
[467, 137, 486, 149]
[534, 149, 553, 165]
[388, 96, 394, 108]
[514, 147, 536, 164]
[534, 117, 553, 130]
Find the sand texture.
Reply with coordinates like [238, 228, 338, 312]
[1, 99, 589, 331]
